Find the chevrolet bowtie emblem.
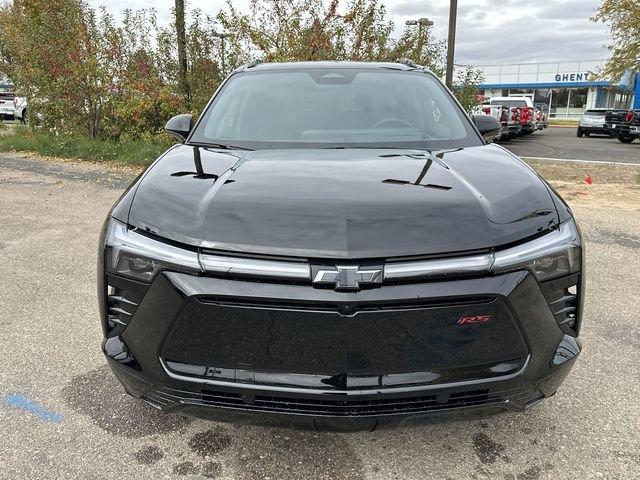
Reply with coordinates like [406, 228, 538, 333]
[312, 265, 383, 291]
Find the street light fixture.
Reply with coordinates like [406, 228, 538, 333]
[405, 18, 434, 27]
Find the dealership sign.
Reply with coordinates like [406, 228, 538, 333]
[555, 72, 591, 82]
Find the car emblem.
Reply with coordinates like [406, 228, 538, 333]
[312, 265, 383, 291]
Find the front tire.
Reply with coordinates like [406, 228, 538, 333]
[577, 128, 583, 138]
[20, 109, 27, 124]
[618, 133, 635, 144]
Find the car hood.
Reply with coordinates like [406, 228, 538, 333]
[127, 144, 559, 259]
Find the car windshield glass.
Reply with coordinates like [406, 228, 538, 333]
[490, 99, 527, 108]
[190, 68, 481, 150]
[585, 110, 605, 116]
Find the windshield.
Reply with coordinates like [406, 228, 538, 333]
[190, 68, 481, 150]
[584, 110, 606, 116]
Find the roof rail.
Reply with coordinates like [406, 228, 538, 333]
[395, 58, 420, 69]
[246, 59, 264, 69]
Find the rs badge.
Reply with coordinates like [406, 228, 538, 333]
[457, 315, 492, 325]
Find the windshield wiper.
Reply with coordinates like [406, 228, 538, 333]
[188, 141, 254, 151]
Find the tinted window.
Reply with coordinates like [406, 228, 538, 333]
[190, 68, 481, 150]
[584, 110, 605, 116]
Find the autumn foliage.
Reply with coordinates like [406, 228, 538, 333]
[0, 0, 482, 140]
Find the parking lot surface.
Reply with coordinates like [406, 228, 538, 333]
[502, 126, 640, 164]
[1, 152, 639, 479]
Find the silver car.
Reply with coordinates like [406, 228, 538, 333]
[0, 93, 14, 119]
[577, 109, 613, 138]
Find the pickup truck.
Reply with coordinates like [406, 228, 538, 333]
[612, 110, 640, 144]
[13, 96, 27, 123]
[534, 105, 548, 130]
[604, 109, 633, 136]
[489, 97, 536, 134]
[477, 104, 509, 141]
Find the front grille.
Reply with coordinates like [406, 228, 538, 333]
[144, 385, 540, 417]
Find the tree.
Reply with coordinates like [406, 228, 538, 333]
[592, 0, 640, 81]
[0, 0, 114, 138]
[0, 0, 482, 140]
[452, 65, 484, 114]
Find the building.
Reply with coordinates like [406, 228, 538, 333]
[469, 60, 640, 118]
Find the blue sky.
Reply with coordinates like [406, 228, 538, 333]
[89, 0, 611, 65]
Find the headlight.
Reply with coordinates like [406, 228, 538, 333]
[384, 220, 582, 282]
[493, 220, 581, 281]
[104, 219, 201, 282]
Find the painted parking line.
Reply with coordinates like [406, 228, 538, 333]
[521, 156, 640, 167]
[3, 394, 64, 423]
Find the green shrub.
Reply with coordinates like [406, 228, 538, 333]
[0, 127, 172, 165]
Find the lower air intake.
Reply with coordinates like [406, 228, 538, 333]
[144, 385, 540, 417]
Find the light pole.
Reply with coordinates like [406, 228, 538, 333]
[405, 18, 433, 61]
[445, 0, 458, 88]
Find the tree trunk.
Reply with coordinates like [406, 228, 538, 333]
[175, 0, 189, 108]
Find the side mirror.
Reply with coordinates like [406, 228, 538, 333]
[165, 114, 193, 142]
[473, 114, 502, 143]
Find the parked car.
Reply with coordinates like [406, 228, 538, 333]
[0, 92, 15, 119]
[577, 109, 614, 138]
[614, 110, 640, 144]
[13, 96, 27, 123]
[99, 61, 583, 431]
[489, 97, 536, 134]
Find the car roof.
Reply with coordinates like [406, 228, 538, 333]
[238, 60, 432, 73]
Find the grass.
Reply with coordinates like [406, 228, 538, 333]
[549, 118, 579, 126]
[0, 126, 172, 166]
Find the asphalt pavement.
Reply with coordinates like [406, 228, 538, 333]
[0, 151, 639, 480]
[501, 126, 640, 164]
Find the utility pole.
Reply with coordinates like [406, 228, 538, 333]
[213, 32, 228, 77]
[175, 0, 189, 107]
[445, 0, 458, 88]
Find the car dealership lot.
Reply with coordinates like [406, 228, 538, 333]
[502, 126, 640, 165]
[0, 153, 639, 479]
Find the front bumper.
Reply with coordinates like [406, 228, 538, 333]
[579, 124, 611, 134]
[101, 267, 582, 430]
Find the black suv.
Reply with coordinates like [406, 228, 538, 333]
[98, 61, 584, 430]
